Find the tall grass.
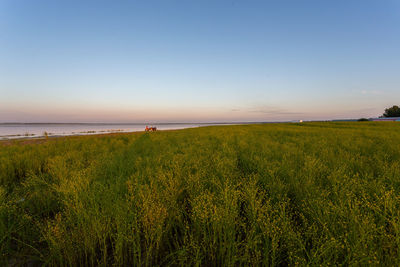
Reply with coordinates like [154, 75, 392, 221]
[1, 122, 400, 265]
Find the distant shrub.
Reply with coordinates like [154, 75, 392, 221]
[358, 118, 369, 121]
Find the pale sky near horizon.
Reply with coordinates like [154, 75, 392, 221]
[1, 0, 400, 123]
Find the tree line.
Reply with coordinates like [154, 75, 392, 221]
[382, 105, 400, 117]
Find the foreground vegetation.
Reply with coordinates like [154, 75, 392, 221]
[1, 122, 400, 266]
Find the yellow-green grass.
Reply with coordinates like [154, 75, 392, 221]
[1, 122, 400, 266]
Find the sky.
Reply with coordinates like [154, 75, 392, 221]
[1, 0, 399, 123]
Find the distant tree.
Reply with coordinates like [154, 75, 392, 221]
[383, 105, 400, 117]
[358, 118, 369, 121]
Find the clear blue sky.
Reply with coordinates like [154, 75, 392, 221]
[1, 0, 399, 122]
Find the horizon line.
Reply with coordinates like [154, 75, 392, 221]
[0, 119, 364, 125]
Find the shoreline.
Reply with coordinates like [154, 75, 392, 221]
[0, 123, 244, 143]
[0, 123, 247, 143]
[0, 126, 207, 146]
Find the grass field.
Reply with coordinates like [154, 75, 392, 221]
[1, 122, 400, 266]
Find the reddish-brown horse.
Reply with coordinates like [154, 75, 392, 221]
[145, 126, 157, 132]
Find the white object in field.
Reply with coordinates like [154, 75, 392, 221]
[299, 120, 303, 123]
